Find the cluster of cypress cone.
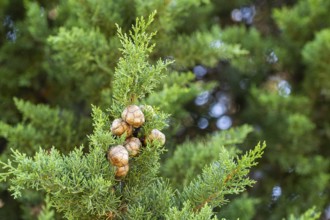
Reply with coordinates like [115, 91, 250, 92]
[108, 105, 165, 177]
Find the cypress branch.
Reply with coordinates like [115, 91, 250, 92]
[180, 142, 266, 212]
[0, 12, 266, 219]
[112, 11, 173, 115]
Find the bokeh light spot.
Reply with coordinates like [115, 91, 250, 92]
[193, 65, 207, 79]
[209, 102, 226, 118]
[216, 115, 232, 130]
[195, 91, 210, 106]
[198, 118, 209, 129]
[272, 186, 282, 201]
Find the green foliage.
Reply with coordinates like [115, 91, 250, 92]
[126, 179, 174, 219]
[215, 1, 330, 218]
[7, 2, 46, 74]
[220, 26, 272, 77]
[273, 0, 330, 45]
[135, 0, 211, 35]
[163, 125, 253, 188]
[0, 1, 52, 122]
[166, 202, 218, 220]
[145, 71, 213, 137]
[180, 142, 265, 211]
[0, 13, 265, 219]
[302, 29, 330, 100]
[0, 139, 119, 219]
[145, 71, 201, 116]
[168, 26, 247, 68]
[0, 98, 80, 158]
[218, 194, 260, 220]
[112, 12, 172, 112]
[6, 0, 328, 219]
[285, 206, 321, 220]
[62, 0, 129, 34]
[243, 86, 329, 217]
[38, 195, 55, 220]
[47, 27, 115, 106]
[273, 0, 330, 71]
[133, 0, 247, 68]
